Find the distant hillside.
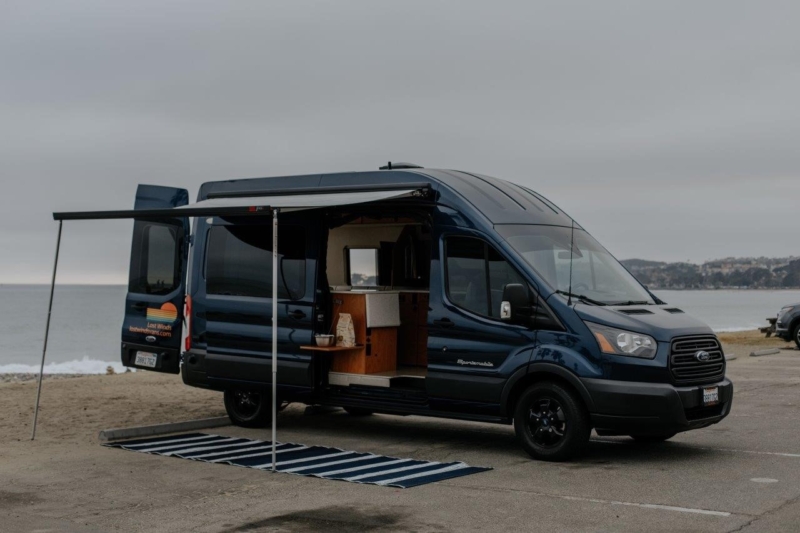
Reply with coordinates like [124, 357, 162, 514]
[620, 256, 800, 289]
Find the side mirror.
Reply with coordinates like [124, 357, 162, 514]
[500, 283, 531, 325]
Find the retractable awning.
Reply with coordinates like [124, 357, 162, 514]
[34, 182, 431, 473]
[53, 185, 428, 220]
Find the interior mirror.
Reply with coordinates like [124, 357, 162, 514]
[501, 283, 531, 325]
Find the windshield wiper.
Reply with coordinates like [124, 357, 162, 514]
[612, 300, 652, 306]
[556, 290, 607, 306]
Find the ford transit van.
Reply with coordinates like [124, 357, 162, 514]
[121, 166, 733, 461]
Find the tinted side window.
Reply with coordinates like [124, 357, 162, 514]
[206, 224, 306, 300]
[129, 222, 181, 295]
[488, 247, 528, 318]
[445, 236, 527, 318]
[446, 237, 488, 316]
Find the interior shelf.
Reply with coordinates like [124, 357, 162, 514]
[300, 345, 364, 352]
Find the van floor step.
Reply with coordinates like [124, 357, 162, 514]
[326, 385, 429, 407]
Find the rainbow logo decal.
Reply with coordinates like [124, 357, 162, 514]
[146, 302, 178, 323]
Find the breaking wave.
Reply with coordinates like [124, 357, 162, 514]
[0, 357, 132, 374]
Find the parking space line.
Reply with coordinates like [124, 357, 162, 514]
[559, 495, 731, 517]
[449, 484, 735, 518]
[592, 439, 800, 458]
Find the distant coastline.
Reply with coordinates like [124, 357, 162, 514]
[621, 256, 800, 290]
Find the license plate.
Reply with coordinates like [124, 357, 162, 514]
[135, 351, 157, 368]
[703, 386, 720, 406]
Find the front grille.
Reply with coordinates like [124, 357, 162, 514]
[669, 335, 725, 385]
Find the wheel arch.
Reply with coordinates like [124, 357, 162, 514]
[502, 362, 596, 418]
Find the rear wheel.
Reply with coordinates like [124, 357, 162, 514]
[224, 389, 272, 428]
[343, 407, 374, 416]
[514, 381, 591, 462]
[629, 433, 676, 443]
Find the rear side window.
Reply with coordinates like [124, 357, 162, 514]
[205, 224, 306, 300]
[129, 221, 182, 295]
[445, 236, 527, 318]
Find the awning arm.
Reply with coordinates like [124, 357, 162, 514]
[31, 220, 63, 440]
[53, 205, 271, 221]
[271, 208, 278, 471]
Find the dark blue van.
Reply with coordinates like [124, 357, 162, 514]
[121, 165, 733, 461]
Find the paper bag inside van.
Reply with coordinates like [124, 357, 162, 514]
[336, 313, 356, 347]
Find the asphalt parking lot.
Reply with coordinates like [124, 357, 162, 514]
[3, 344, 800, 532]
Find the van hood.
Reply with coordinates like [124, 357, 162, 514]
[573, 304, 714, 342]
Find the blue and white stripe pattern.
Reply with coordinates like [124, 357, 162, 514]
[105, 432, 491, 488]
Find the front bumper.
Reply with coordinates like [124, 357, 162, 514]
[582, 377, 733, 436]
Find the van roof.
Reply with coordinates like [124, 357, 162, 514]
[197, 168, 578, 227]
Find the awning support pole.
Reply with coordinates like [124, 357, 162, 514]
[31, 220, 63, 441]
[271, 208, 278, 471]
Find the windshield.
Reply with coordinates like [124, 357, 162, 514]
[496, 224, 654, 306]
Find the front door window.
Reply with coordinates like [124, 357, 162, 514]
[445, 236, 528, 319]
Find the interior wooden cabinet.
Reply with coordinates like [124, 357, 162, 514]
[329, 292, 398, 374]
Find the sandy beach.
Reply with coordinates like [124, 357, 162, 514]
[2, 330, 799, 532]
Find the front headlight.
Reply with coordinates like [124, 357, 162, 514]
[778, 306, 794, 320]
[586, 322, 657, 359]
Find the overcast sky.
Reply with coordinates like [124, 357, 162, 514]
[1, 1, 799, 284]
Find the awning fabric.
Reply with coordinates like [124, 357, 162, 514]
[53, 188, 423, 220]
[181, 188, 420, 213]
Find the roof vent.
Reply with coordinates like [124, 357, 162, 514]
[379, 162, 423, 170]
[664, 308, 685, 314]
[618, 309, 654, 315]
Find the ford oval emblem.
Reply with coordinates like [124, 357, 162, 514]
[695, 350, 711, 362]
[145, 336, 157, 343]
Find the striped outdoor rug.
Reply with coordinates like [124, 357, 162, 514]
[104, 432, 491, 488]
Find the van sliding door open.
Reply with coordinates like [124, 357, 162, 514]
[121, 185, 190, 374]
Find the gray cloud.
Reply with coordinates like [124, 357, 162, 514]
[1, 0, 799, 283]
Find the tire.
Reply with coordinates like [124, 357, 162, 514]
[343, 407, 374, 416]
[629, 433, 676, 443]
[514, 381, 591, 462]
[224, 389, 272, 428]
[793, 323, 800, 350]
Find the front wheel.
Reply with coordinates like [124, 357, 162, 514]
[224, 389, 272, 428]
[793, 323, 800, 349]
[514, 381, 591, 462]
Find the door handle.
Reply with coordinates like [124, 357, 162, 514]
[131, 302, 147, 310]
[433, 317, 455, 329]
[288, 310, 307, 320]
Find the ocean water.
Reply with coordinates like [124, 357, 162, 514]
[1, 285, 798, 373]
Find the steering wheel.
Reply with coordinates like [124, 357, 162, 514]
[572, 282, 589, 293]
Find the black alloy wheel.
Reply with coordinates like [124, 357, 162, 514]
[514, 381, 591, 462]
[224, 389, 272, 428]
[794, 323, 800, 349]
[527, 398, 568, 448]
